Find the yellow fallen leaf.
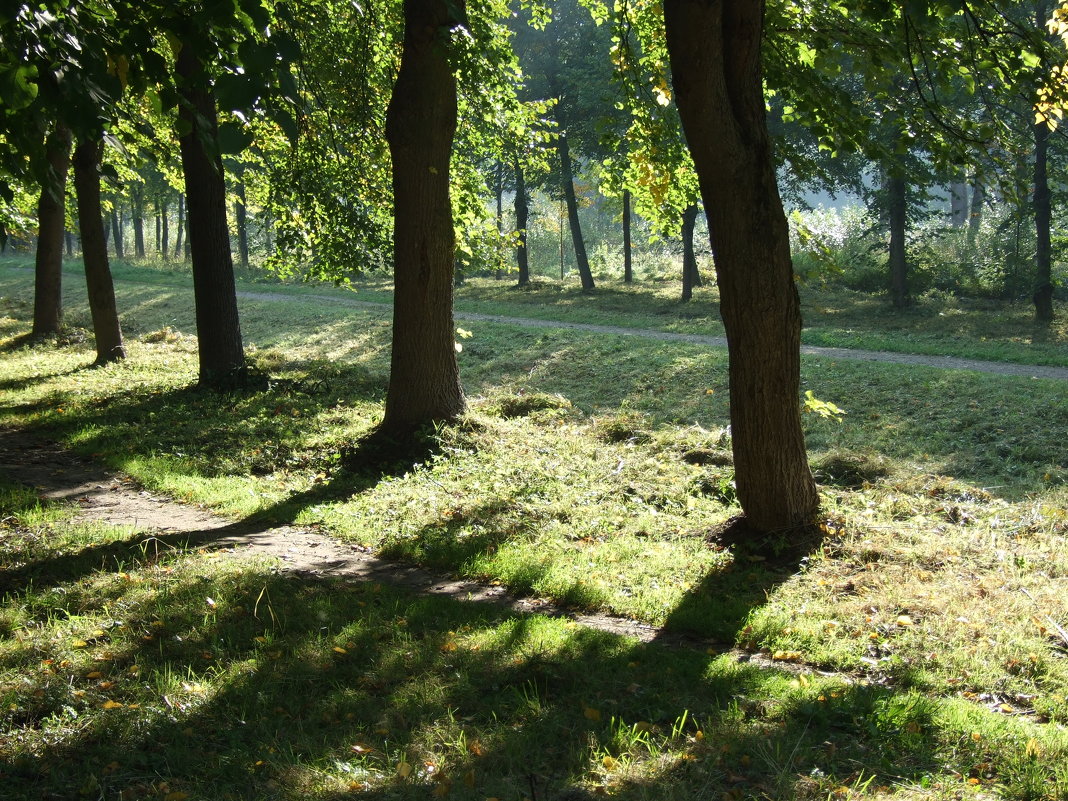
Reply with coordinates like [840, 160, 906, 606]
[333, 647, 347, 654]
[102, 700, 124, 709]
[72, 639, 88, 648]
[896, 615, 914, 627]
[583, 705, 601, 722]
[86, 671, 103, 679]
[397, 760, 413, 778]
[164, 792, 189, 801]
[602, 756, 619, 770]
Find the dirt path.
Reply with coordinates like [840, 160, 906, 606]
[0, 428, 731, 655]
[236, 290, 1068, 382]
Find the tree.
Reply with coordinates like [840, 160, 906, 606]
[379, 0, 467, 434]
[663, 0, 819, 532]
[174, 37, 249, 388]
[31, 125, 72, 339]
[72, 137, 126, 365]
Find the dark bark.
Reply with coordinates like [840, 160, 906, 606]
[380, 0, 466, 434]
[622, 188, 633, 284]
[494, 163, 505, 279]
[559, 133, 595, 291]
[177, 41, 249, 388]
[967, 175, 984, 244]
[65, 230, 73, 258]
[111, 207, 124, 258]
[514, 160, 530, 287]
[32, 125, 73, 339]
[664, 0, 818, 532]
[235, 180, 249, 270]
[888, 173, 909, 309]
[174, 194, 185, 259]
[681, 203, 700, 301]
[1034, 116, 1054, 323]
[131, 184, 146, 259]
[72, 138, 125, 365]
[154, 202, 161, 252]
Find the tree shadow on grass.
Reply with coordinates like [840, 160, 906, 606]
[0, 553, 987, 801]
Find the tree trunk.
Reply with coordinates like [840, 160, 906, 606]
[664, 0, 818, 533]
[515, 160, 530, 287]
[174, 194, 185, 259]
[65, 229, 74, 258]
[161, 197, 170, 259]
[623, 188, 633, 283]
[949, 176, 968, 228]
[559, 133, 595, 291]
[967, 175, 984, 244]
[131, 185, 146, 259]
[177, 41, 249, 388]
[72, 138, 125, 365]
[681, 203, 699, 301]
[234, 180, 249, 270]
[111, 207, 124, 258]
[154, 201, 162, 253]
[495, 163, 505, 279]
[32, 124, 73, 339]
[1034, 114, 1054, 323]
[888, 172, 909, 309]
[380, 0, 466, 434]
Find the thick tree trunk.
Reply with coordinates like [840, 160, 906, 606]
[32, 125, 73, 339]
[65, 230, 74, 258]
[888, 173, 909, 309]
[174, 194, 185, 259]
[559, 133, 595, 291]
[664, 0, 818, 533]
[380, 0, 466, 434]
[177, 41, 249, 388]
[681, 203, 700, 301]
[131, 185, 146, 259]
[72, 139, 125, 365]
[622, 188, 633, 283]
[1034, 118, 1054, 323]
[515, 160, 530, 287]
[111, 207, 124, 259]
[234, 180, 249, 270]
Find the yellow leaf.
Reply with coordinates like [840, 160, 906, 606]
[583, 705, 602, 722]
[72, 640, 88, 648]
[86, 671, 103, 679]
[602, 756, 618, 770]
[432, 781, 451, 797]
[102, 700, 124, 709]
[397, 760, 413, 778]
[333, 647, 347, 654]
[971, 731, 982, 742]
[164, 792, 189, 801]
[896, 615, 914, 627]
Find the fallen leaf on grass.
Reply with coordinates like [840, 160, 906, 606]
[102, 700, 124, 709]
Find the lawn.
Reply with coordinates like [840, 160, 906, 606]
[1, 259, 1067, 799]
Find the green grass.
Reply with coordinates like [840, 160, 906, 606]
[3, 484, 1068, 801]
[2, 259, 1068, 799]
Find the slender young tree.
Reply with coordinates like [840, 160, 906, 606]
[680, 203, 700, 301]
[176, 39, 249, 388]
[72, 138, 125, 365]
[558, 131, 595, 291]
[514, 159, 530, 286]
[31, 124, 73, 339]
[380, 0, 466, 434]
[622, 188, 633, 283]
[664, 0, 819, 533]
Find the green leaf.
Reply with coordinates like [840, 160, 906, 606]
[217, 121, 254, 154]
[0, 64, 39, 112]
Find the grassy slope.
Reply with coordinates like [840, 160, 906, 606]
[1, 260, 1067, 799]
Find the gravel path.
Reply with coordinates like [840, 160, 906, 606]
[237, 290, 1068, 382]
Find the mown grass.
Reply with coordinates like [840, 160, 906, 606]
[1, 259, 1068, 798]
[3, 484, 1068, 801]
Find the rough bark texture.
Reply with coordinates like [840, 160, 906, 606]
[177, 42, 249, 388]
[664, 0, 818, 532]
[559, 133, 595, 291]
[622, 188, 633, 284]
[888, 173, 909, 309]
[235, 181, 249, 270]
[32, 125, 73, 339]
[72, 139, 125, 365]
[512, 161, 529, 286]
[968, 176, 984, 243]
[380, 0, 466, 434]
[681, 203, 699, 301]
[515, 161, 530, 286]
[949, 177, 967, 228]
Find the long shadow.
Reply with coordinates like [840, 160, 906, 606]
[0, 552, 992, 801]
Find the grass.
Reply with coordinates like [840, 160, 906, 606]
[1, 258, 1068, 798]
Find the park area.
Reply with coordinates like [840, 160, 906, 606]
[1, 260, 1067, 800]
